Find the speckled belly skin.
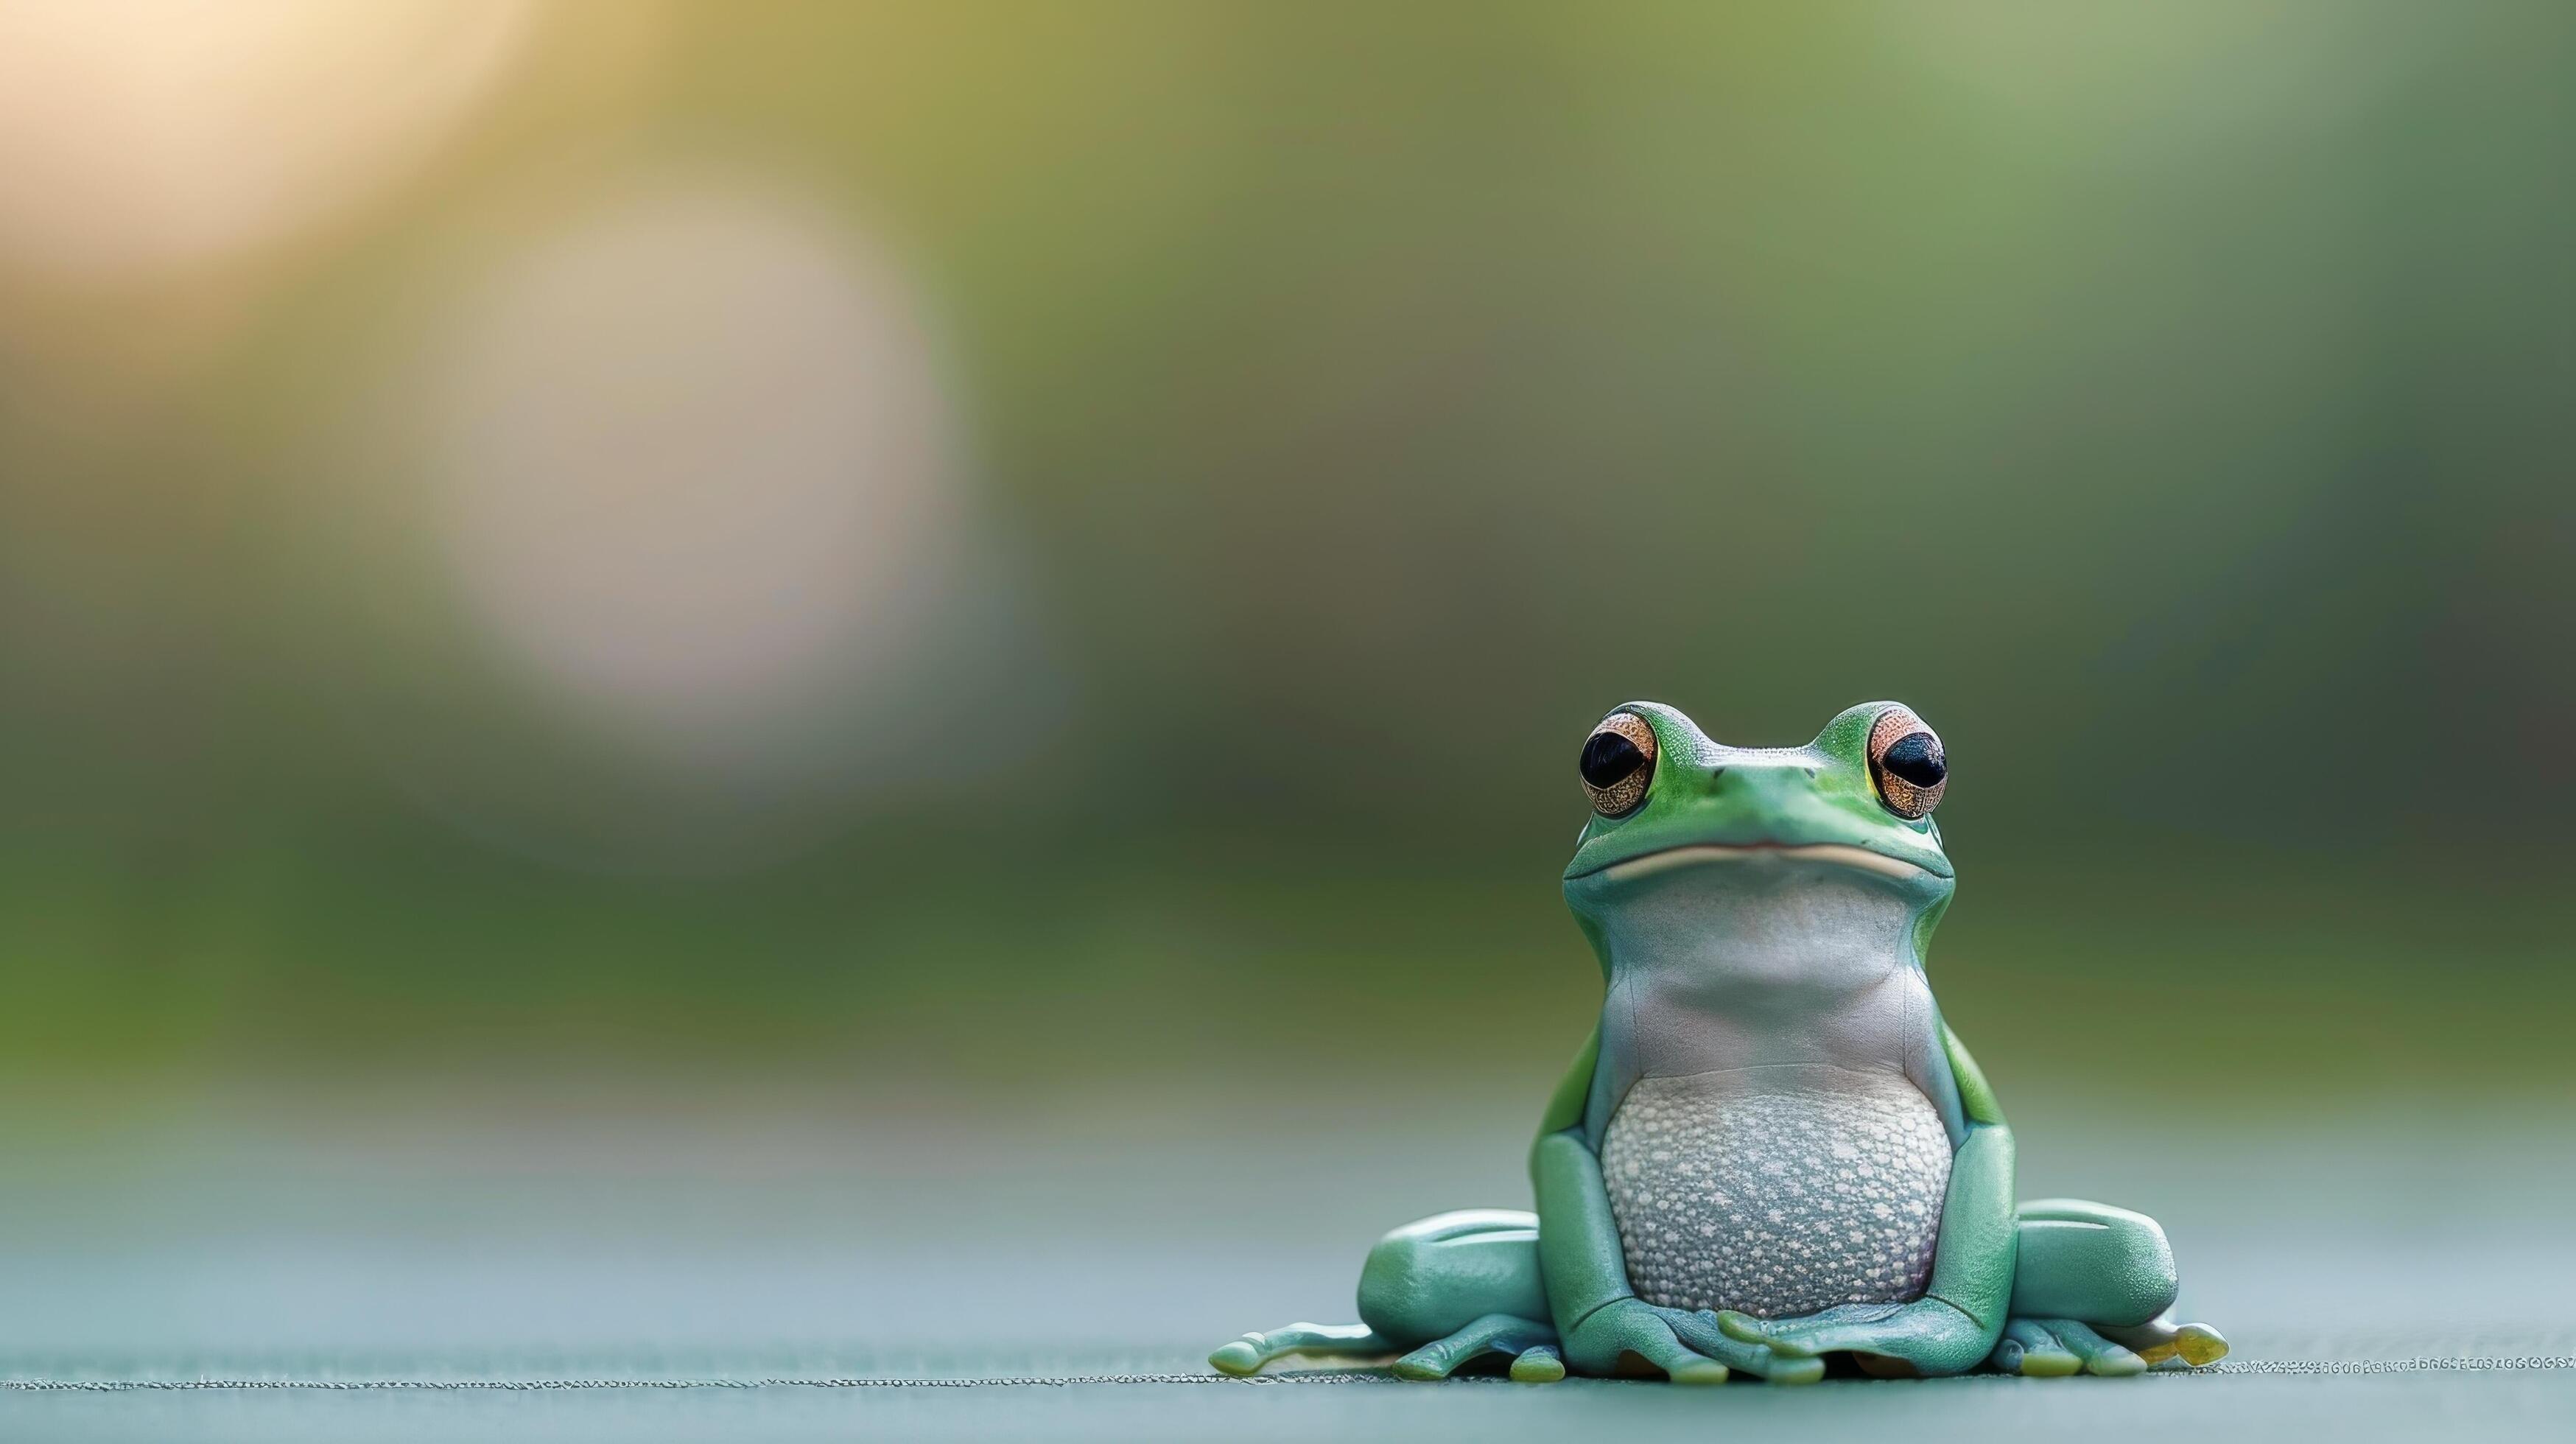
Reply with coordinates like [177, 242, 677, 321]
[1601, 1071, 1951, 1319]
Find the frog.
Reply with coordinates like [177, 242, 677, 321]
[1209, 700, 2227, 1384]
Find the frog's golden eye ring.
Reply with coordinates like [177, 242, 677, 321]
[1867, 707, 1946, 820]
[1580, 712, 1657, 818]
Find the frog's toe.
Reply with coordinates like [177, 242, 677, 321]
[1664, 1311, 1824, 1382]
[1208, 1339, 1265, 1376]
[1207, 1322, 1391, 1377]
[1998, 1318, 2144, 1378]
[1763, 1355, 1829, 1385]
[2172, 1322, 2229, 1367]
[1390, 1313, 1559, 1382]
[1508, 1345, 1566, 1384]
[2017, 1351, 2085, 1378]
[1992, 1319, 2082, 1378]
[2108, 1317, 2230, 1370]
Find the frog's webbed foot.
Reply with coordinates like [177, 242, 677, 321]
[1390, 1314, 1565, 1383]
[1712, 1299, 1987, 1377]
[1990, 1317, 2147, 1376]
[1989, 1314, 2228, 1376]
[1207, 1315, 1565, 1382]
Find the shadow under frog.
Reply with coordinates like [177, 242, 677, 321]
[1211, 701, 2226, 1384]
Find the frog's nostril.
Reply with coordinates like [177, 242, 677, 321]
[1803, 767, 1819, 779]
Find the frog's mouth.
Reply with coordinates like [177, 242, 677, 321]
[1595, 842, 1934, 884]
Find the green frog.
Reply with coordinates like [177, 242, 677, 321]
[1210, 701, 2226, 1384]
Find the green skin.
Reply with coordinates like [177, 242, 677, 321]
[1211, 701, 2228, 1384]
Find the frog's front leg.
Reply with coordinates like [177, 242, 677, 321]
[1990, 1199, 2228, 1376]
[1533, 1129, 1825, 1384]
[1208, 1210, 1566, 1381]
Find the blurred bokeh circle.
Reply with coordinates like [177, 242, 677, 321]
[324, 174, 1052, 872]
[430, 180, 961, 765]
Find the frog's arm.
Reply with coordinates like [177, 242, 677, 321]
[1527, 1026, 1820, 1382]
[1922, 1023, 2016, 1339]
[1713, 1022, 2015, 1374]
[1524, 1028, 1687, 1369]
[1527, 1026, 1624, 1327]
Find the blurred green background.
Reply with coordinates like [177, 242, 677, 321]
[0, 0, 2569, 1126]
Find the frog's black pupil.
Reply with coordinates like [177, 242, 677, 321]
[1580, 731, 1646, 789]
[1883, 733, 1945, 788]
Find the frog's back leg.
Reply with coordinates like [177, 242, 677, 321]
[1209, 1209, 1562, 1381]
[1995, 1199, 2228, 1375]
[1355, 1209, 1551, 1342]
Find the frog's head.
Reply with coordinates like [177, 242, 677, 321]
[1561, 701, 1956, 976]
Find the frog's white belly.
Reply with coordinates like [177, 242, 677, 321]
[1601, 1072, 1951, 1319]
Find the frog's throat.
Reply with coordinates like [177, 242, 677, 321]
[1599, 842, 1931, 884]
[1573, 853, 1939, 994]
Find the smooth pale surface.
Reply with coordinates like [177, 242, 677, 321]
[0, 1087, 2566, 1442]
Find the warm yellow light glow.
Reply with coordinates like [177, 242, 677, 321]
[0, 0, 531, 282]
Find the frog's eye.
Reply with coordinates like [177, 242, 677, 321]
[1580, 712, 1657, 818]
[1867, 707, 1946, 820]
